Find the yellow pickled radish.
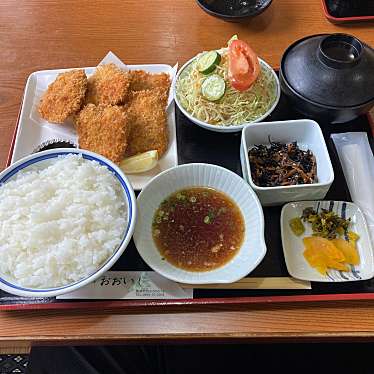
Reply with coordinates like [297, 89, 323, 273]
[331, 238, 360, 265]
[120, 150, 158, 174]
[303, 236, 350, 275]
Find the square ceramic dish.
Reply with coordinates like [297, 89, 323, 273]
[240, 119, 334, 206]
[281, 200, 374, 282]
[11, 64, 178, 190]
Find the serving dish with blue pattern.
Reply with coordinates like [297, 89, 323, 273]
[281, 201, 374, 283]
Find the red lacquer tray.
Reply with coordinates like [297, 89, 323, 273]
[1, 87, 374, 311]
[322, 0, 374, 24]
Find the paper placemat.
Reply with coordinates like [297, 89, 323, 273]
[57, 271, 193, 300]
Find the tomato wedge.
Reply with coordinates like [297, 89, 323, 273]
[228, 39, 260, 92]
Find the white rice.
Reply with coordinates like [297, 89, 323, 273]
[0, 154, 127, 289]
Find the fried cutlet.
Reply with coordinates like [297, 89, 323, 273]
[38, 69, 87, 123]
[86, 63, 131, 106]
[124, 88, 168, 158]
[129, 70, 171, 96]
[76, 104, 130, 163]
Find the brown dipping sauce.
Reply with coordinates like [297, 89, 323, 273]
[152, 187, 245, 272]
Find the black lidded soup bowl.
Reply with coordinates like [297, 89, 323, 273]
[280, 33, 374, 124]
[196, 0, 272, 23]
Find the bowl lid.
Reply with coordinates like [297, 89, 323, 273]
[281, 34, 374, 107]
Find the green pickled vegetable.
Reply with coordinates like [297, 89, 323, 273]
[301, 207, 351, 240]
[289, 217, 305, 236]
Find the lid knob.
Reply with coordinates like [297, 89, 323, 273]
[318, 34, 362, 69]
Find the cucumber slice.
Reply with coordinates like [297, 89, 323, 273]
[201, 74, 226, 101]
[197, 51, 221, 75]
[227, 34, 238, 47]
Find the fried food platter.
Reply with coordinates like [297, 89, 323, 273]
[11, 57, 178, 190]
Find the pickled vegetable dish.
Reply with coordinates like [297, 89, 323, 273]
[152, 187, 245, 271]
[289, 207, 360, 275]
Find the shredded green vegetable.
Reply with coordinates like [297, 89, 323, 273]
[176, 51, 277, 127]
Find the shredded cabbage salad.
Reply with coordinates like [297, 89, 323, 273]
[176, 51, 277, 127]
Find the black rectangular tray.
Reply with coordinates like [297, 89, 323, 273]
[1, 87, 374, 310]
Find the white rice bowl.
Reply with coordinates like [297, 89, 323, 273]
[0, 153, 129, 290]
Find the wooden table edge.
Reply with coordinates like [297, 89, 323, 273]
[2, 332, 374, 351]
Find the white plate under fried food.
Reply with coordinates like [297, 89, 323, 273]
[14, 63, 178, 190]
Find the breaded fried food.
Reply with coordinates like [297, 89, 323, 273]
[38, 69, 87, 123]
[130, 70, 171, 96]
[76, 104, 130, 163]
[124, 88, 168, 158]
[86, 63, 131, 105]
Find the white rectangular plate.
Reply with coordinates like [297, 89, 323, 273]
[281, 200, 374, 282]
[11, 64, 178, 190]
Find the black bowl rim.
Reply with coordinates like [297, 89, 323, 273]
[196, 0, 272, 19]
[280, 34, 374, 109]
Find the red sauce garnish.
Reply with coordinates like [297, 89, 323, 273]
[152, 187, 245, 271]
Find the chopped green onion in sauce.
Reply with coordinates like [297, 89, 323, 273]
[152, 187, 245, 271]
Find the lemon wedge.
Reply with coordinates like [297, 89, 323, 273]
[120, 150, 158, 174]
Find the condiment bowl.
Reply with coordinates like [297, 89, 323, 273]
[196, 0, 273, 23]
[0, 148, 137, 297]
[240, 119, 334, 206]
[174, 56, 280, 133]
[133, 163, 266, 284]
